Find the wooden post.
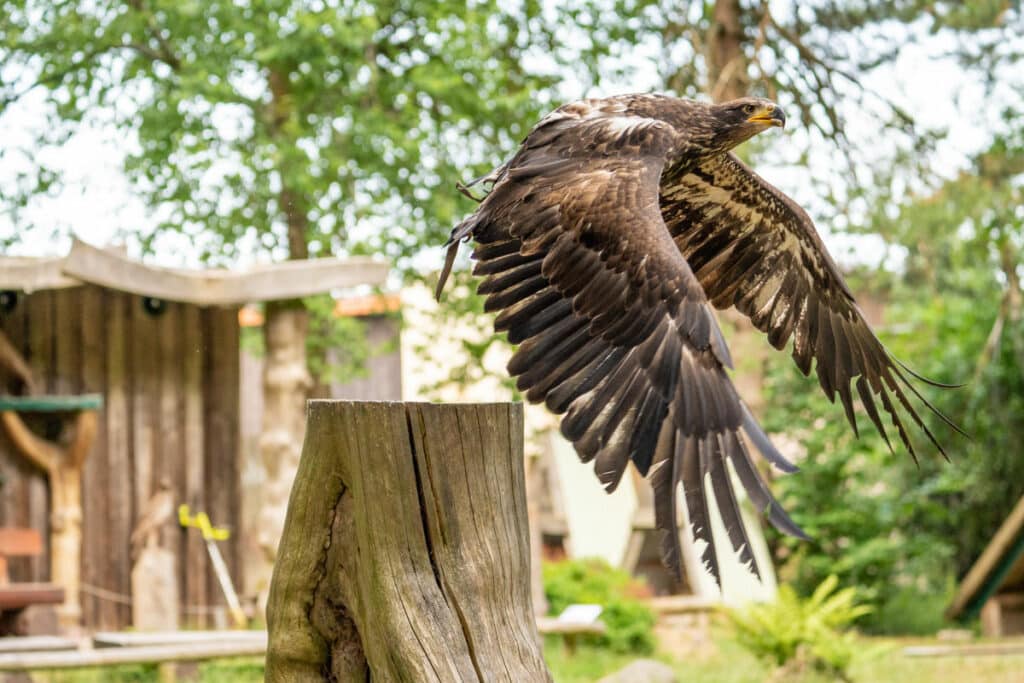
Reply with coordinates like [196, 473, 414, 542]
[265, 401, 551, 682]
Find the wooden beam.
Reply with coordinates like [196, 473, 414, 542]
[0, 583, 64, 610]
[0, 257, 79, 293]
[61, 238, 388, 305]
[93, 630, 264, 648]
[0, 530, 43, 558]
[535, 618, 606, 636]
[0, 330, 36, 393]
[0, 395, 103, 412]
[0, 412, 61, 474]
[265, 401, 551, 682]
[0, 636, 77, 654]
[946, 495, 1024, 620]
[0, 638, 267, 670]
[67, 411, 97, 472]
[903, 641, 1024, 658]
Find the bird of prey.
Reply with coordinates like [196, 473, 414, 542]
[131, 478, 175, 561]
[435, 94, 961, 585]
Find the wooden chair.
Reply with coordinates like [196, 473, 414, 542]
[0, 528, 64, 636]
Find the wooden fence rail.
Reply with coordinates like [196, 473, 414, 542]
[265, 401, 551, 682]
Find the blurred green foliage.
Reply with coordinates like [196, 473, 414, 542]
[303, 294, 372, 386]
[727, 575, 875, 681]
[238, 296, 373, 386]
[0, 0, 561, 265]
[543, 558, 656, 655]
[765, 127, 1024, 632]
[33, 659, 265, 682]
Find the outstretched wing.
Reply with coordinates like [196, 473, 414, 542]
[438, 103, 806, 585]
[663, 153, 963, 459]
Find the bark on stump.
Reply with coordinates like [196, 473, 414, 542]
[265, 401, 552, 682]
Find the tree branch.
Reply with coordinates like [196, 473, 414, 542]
[125, 0, 182, 70]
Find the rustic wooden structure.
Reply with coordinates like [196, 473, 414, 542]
[0, 394, 100, 631]
[946, 494, 1024, 636]
[0, 528, 65, 636]
[266, 401, 551, 682]
[0, 240, 388, 631]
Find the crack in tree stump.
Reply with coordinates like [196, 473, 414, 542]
[265, 401, 552, 682]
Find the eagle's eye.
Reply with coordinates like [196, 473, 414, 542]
[742, 104, 755, 115]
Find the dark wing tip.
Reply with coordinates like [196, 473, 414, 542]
[893, 357, 966, 389]
[741, 405, 799, 473]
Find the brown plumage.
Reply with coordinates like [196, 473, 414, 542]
[435, 93, 962, 586]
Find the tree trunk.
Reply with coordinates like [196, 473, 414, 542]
[265, 401, 551, 682]
[707, 0, 748, 102]
[254, 65, 315, 604]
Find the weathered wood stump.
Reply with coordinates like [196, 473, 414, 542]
[265, 401, 551, 682]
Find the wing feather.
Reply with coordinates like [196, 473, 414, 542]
[665, 153, 962, 455]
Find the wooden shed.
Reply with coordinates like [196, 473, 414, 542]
[946, 494, 1024, 636]
[0, 240, 387, 631]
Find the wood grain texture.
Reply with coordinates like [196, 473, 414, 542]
[156, 300, 183, 619]
[181, 302, 209, 625]
[79, 286, 107, 628]
[203, 306, 242, 621]
[265, 401, 550, 683]
[103, 291, 133, 628]
[25, 292, 53, 582]
[0, 288, 244, 631]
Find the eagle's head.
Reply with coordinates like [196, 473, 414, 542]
[707, 97, 786, 151]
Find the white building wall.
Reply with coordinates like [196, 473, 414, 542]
[401, 280, 778, 605]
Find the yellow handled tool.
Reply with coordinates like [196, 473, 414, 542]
[179, 505, 246, 628]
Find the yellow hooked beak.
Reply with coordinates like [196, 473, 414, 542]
[747, 105, 786, 128]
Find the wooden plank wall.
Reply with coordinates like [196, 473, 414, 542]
[0, 285, 242, 631]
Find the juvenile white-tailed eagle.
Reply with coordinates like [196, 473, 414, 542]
[435, 94, 962, 584]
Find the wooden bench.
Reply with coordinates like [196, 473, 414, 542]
[0, 529, 64, 636]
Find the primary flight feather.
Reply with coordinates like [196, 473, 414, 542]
[435, 93, 962, 585]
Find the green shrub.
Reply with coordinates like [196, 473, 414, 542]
[543, 557, 656, 654]
[727, 575, 873, 681]
[869, 582, 953, 636]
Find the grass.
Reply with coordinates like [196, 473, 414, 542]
[26, 658, 264, 682]
[19, 640, 1024, 682]
[543, 636, 1024, 683]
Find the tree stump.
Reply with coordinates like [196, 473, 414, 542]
[265, 401, 551, 682]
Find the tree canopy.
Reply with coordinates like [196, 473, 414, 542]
[1, 0, 560, 265]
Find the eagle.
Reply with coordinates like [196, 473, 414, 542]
[434, 94, 962, 585]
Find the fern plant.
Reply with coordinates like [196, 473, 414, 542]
[727, 575, 873, 681]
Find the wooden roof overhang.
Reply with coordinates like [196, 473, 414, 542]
[946, 494, 1024, 622]
[0, 239, 388, 305]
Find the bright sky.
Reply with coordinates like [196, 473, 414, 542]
[0, 11, 1015, 271]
